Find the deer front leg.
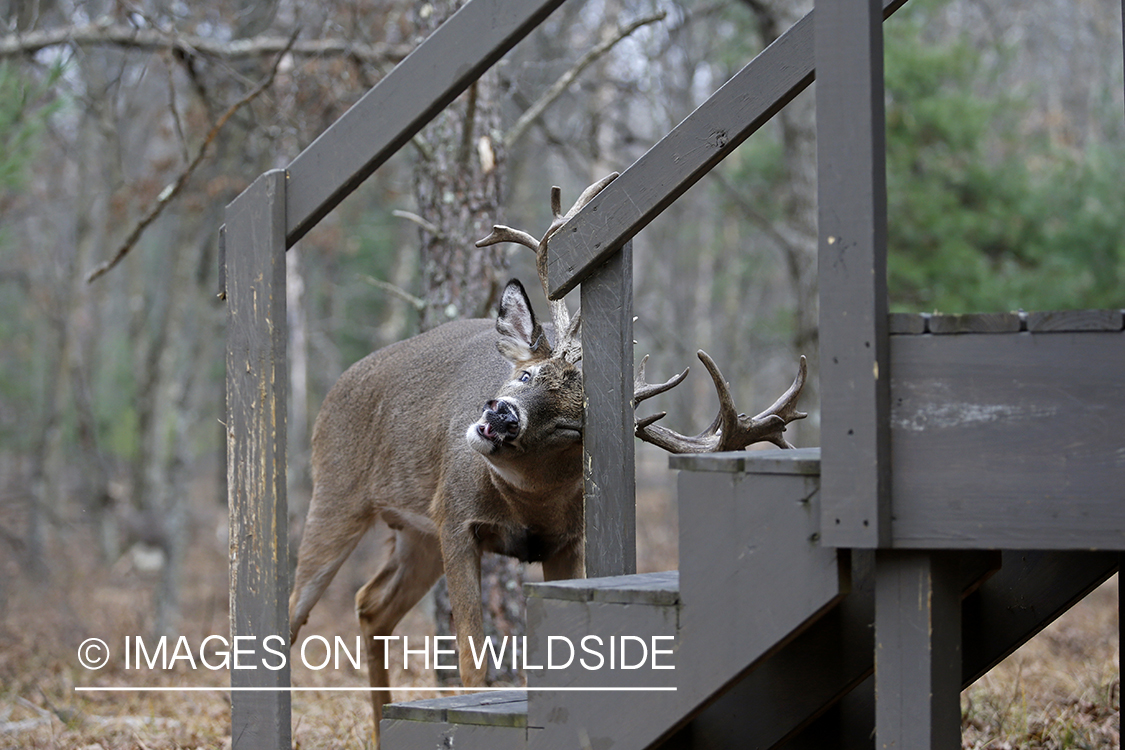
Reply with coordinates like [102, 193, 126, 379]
[439, 525, 488, 687]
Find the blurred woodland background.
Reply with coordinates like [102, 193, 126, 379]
[0, 0, 1122, 746]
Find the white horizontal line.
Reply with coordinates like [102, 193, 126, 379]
[75, 686, 676, 693]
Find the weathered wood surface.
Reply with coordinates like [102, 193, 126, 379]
[383, 690, 527, 727]
[816, 0, 892, 549]
[285, 0, 565, 245]
[381, 718, 528, 750]
[580, 241, 636, 578]
[224, 169, 291, 749]
[927, 311, 1023, 334]
[524, 455, 842, 749]
[890, 310, 1124, 335]
[874, 551, 962, 749]
[683, 550, 1115, 749]
[677, 466, 845, 693]
[668, 447, 821, 476]
[526, 595, 680, 750]
[1026, 309, 1124, 332]
[890, 331, 1125, 549]
[544, 0, 909, 299]
[527, 570, 679, 606]
[888, 312, 929, 335]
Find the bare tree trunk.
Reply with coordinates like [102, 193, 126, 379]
[411, 0, 524, 685]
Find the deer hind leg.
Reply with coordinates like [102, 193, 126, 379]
[356, 526, 443, 747]
[288, 484, 375, 644]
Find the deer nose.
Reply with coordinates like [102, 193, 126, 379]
[485, 399, 520, 436]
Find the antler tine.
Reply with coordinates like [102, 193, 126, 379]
[634, 354, 690, 404]
[695, 350, 741, 445]
[544, 172, 620, 244]
[563, 172, 619, 220]
[476, 225, 540, 252]
[750, 355, 808, 425]
[633, 355, 710, 453]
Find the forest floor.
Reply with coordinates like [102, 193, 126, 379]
[0, 462, 1118, 749]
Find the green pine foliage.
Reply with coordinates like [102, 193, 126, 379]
[884, 0, 1125, 313]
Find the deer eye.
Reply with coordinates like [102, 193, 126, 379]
[518, 371, 532, 383]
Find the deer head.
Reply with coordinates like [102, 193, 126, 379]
[466, 279, 584, 462]
[477, 174, 808, 455]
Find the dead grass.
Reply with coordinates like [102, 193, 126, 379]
[961, 575, 1120, 750]
[0, 470, 1118, 748]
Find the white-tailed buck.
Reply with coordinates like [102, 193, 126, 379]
[288, 174, 807, 745]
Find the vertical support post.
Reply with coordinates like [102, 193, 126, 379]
[580, 240, 636, 578]
[815, 0, 892, 548]
[875, 551, 962, 749]
[224, 169, 291, 749]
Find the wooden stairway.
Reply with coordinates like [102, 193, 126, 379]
[381, 448, 1118, 749]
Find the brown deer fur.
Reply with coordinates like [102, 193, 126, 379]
[288, 279, 584, 744]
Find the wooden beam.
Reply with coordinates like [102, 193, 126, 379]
[580, 241, 635, 578]
[875, 551, 962, 749]
[224, 169, 291, 749]
[815, 0, 892, 548]
[544, 0, 908, 300]
[285, 0, 565, 245]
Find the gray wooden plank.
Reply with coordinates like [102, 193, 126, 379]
[888, 312, 929, 335]
[669, 447, 821, 475]
[384, 691, 527, 728]
[928, 311, 1024, 334]
[1026, 309, 1124, 332]
[526, 570, 679, 606]
[224, 169, 291, 749]
[815, 0, 892, 549]
[544, 0, 909, 299]
[874, 551, 962, 750]
[285, 0, 565, 245]
[890, 331, 1125, 549]
[527, 597, 680, 750]
[380, 718, 527, 750]
[580, 240, 635, 578]
[679, 470, 845, 687]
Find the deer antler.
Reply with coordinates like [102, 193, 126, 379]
[476, 173, 619, 363]
[634, 352, 808, 453]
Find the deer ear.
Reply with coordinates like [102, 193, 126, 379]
[496, 279, 549, 361]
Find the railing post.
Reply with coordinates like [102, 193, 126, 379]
[815, 0, 892, 549]
[224, 169, 291, 749]
[579, 240, 636, 578]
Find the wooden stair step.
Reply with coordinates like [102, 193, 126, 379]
[380, 690, 529, 750]
[527, 570, 679, 605]
[383, 689, 527, 727]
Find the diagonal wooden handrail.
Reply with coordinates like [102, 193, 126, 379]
[284, 0, 566, 246]
[545, 0, 909, 300]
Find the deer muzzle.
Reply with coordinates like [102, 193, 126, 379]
[470, 398, 522, 453]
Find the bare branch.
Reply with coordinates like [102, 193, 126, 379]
[362, 275, 426, 311]
[86, 29, 300, 283]
[503, 11, 667, 150]
[0, 22, 410, 65]
[392, 209, 444, 238]
[164, 50, 190, 165]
